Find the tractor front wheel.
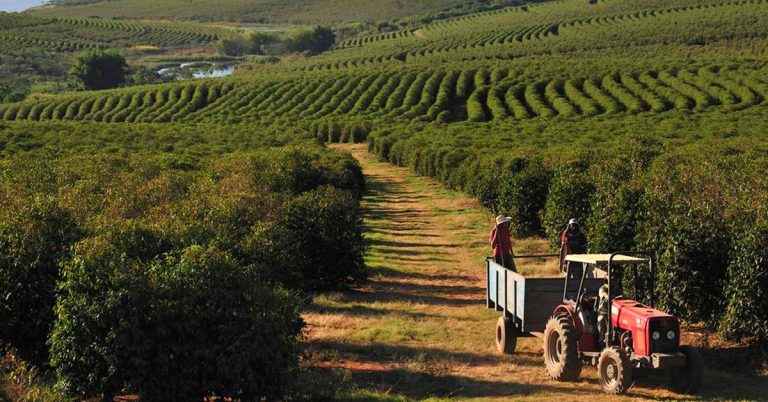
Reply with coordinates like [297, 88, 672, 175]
[669, 345, 703, 394]
[543, 314, 582, 381]
[598, 346, 633, 394]
[496, 316, 517, 354]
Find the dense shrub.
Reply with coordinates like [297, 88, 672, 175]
[719, 218, 768, 342]
[70, 49, 128, 90]
[589, 180, 644, 253]
[639, 153, 732, 322]
[250, 146, 364, 198]
[50, 240, 302, 401]
[254, 186, 366, 291]
[464, 155, 503, 210]
[496, 157, 551, 237]
[0, 123, 367, 397]
[288, 26, 335, 54]
[0, 198, 80, 364]
[541, 159, 595, 247]
[588, 140, 660, 252]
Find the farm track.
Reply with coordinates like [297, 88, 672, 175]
[305, 144, 768, 401]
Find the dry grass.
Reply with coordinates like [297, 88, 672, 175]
[305, 144, 768, 401]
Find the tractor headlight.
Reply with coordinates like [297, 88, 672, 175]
[652, 331, 661, 341]
[667, 330, 676, 340]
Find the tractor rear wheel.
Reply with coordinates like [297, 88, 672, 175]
[496, 316, 517, 354]
[669, 345, 703, 394]
[598, 346, 633, 394]
[543, 314, 582, 381]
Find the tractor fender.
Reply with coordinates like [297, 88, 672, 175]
[552, 304, 584, 335]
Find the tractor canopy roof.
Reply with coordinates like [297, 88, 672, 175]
[564, 254, 649, 265]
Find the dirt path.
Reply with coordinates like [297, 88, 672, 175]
[305, 144, 767, 401]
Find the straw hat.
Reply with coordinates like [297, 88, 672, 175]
[496, 215, 511, 225]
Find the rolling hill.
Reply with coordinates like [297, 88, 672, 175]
[31, 0, 519, 23]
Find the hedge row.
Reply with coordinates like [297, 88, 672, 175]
[364, 116, 768, 343]
[0, 123, 366, 400]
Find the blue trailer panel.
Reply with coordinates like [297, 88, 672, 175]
[486, 257, 603, 334]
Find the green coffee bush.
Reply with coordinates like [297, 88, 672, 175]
[504, 84, 531, 119]
[525, 81, 555, 117]
[50, 241, 302, 401]
[639, 152, 732, 322]
[497, 158, 551, 237]
[467, 86, 489, 122]
[253, 186, 365, 291]
[719, 219, 768, 342]
[541, 159, 595, 247]
[0, 198, 80, 364]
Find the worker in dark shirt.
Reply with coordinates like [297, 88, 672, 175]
[560, 218, 587, 278]
[490, 215, 516, 271]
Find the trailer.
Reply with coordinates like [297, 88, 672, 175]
[485, 255, 603, 353]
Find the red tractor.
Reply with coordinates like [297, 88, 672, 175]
[486, 252, 704, 394]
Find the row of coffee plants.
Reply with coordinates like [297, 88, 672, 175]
[360, 106, 768, 343]
[2, 65, 765, 124]
[0, 13, 232, 57]
[0, 121, 365, 400]
[287, 0, 767, 73]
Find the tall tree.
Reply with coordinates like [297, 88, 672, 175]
[288, 26, 335, 54]
[70, 49, 127, 90]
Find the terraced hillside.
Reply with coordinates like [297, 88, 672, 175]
[5, 0, 767, 126]
[0, 13, 234, 55]
[32, 0, 508, 23]
[2, 64, 767, 124]
[300, 0, 768, 70]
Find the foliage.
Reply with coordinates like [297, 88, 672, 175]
[256, 186, 366, 291]
[288, 26, 336, 54]
[719, 217, 768, 342]
[70, 49, 128, 90]
[496, 157, 551, 237]
[0, 121, 365, 398]
[1, 0, 767, 353]
[49, 240, 302, 400]
[541, 160, 594, 247]
[0, 199, 80, 364]
[215, 32, 277, 56]
[35, 0, 485, 23]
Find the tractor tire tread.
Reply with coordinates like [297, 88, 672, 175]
[598, 346, 633, 395]
[496, 316, 517, 354]
[543, 314, 582, 381]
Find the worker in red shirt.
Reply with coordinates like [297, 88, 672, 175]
[490, 215, 516, 271]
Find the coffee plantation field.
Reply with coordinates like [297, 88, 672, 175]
[2, 0, 768, 400]
[0, 13, 234, 55]
[34, 0, 513, 23]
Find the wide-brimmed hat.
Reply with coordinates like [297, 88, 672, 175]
[496, 215, 512, 225]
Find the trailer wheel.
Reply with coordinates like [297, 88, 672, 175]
[496, 316, 517, 354]
[543, 314, 582, 381]
[669, 345, 703, 394]
[598, 346, 633, 394]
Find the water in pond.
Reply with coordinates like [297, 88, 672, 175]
[0, 0, 49, 12]
[157, 62, 236, 80]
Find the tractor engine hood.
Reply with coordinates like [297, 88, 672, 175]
[611, 297, 680, 356]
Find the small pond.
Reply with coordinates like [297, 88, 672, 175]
[157, 62, 236, 80]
